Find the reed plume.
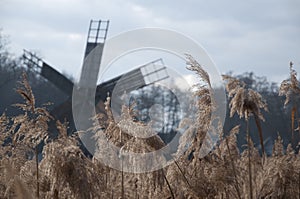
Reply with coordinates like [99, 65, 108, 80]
[279, 62, 300, 145]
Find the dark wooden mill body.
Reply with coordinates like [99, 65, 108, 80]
[22, 20, 169, 135]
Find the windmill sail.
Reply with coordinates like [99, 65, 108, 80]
[22, 50, 73, 96]
[79, 20, 109, 88]
[41, 63, 73, 96]
[22, 20, 169, 135]
[96, 58, 169, 101]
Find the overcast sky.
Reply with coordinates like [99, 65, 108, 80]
[0, 0, 299, 83]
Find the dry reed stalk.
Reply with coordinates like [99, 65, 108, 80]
[225, 127, 242, 199]
[292, 106, 296, 143]
[298, 172, 300, 199]
[253, 114, 265, 157]
[279, 62, 300, 146]
[185, 54, 214, 132]
[247, 121, 253, 199]
[223, 75, 267, 155]
[173, 159, 192, 188]
[121, 158, 124, 199]
[10, 73, 53, 198]
[162, 169, 175, 199]
[35, 146, 39, 199]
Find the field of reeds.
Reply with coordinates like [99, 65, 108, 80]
[0, 55, 300, 199]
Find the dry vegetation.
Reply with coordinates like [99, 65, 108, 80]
[0, 56, 300, 199]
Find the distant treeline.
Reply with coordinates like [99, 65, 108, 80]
[0, 32, 298, 155]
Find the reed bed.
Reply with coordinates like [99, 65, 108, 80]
[0, 57, 299, 198]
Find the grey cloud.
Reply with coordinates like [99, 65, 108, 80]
[0, 0, 299, 83]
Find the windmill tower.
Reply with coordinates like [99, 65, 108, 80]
[22, 19, 169, 135]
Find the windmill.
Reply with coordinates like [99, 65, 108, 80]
[22, 20, 169, 134]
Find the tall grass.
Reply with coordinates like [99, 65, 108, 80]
[0, 60, 299, 198]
